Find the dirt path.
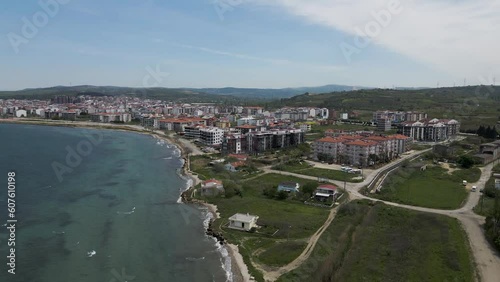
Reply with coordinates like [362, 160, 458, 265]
[258, 206, 339, 281]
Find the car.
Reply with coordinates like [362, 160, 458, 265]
[471, 186, 477, 192]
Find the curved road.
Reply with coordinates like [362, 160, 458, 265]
[265, 152, 500, 282]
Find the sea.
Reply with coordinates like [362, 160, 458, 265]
[0, 123, 230, 282]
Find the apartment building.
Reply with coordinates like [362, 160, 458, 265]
[398, 118, 460, 142]
[199, 127, 224, 146]
[376, 118, 391, 132]
[373, 110, 428, 123]
[222, 129, 305, 155]
[91, 113, 132, 123]
[313, 134, 412, 167]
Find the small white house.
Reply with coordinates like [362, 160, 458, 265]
[224, 161, 245, 172]
[200, 179, 224, 197]
[15, 109, 27, 118]
[277, 182, 300, 193]
[228, 213, 259, 231]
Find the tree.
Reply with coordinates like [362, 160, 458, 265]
[457, 155, 475, 169]
[276, 190, 288, 200]
[485, 190, 500, 251]
[477, 125, 486, 137]
[212, 163, 225, 173]
[263, 186, 277, 199]
[223, 180, 239, 198]
[301, 182, 317, 197]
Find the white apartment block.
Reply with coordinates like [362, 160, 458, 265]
[200, 127, 224, 146]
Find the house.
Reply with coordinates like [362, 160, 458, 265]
[474, 140, 500, 164]
[228, 154, 248, 161]
[277, 182, 300, 193]
[494, 174, 500, 190]
[314, 184, 338, 201]
[228, 213, 259, 231]
[225, 161, 246, 172]
[200, 179, 224, 197]
[15, 109, 27, 118]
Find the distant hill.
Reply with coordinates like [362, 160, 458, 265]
[0, 84, 372, 101]
[0, 85, 240, 103]
[193, 84, 371, 99]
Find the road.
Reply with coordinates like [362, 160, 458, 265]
[264, 151, 500, 282]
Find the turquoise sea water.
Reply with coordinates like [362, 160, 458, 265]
[0, 124, 229, 282]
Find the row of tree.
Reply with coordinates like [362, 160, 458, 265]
[484, 189, 500, 252]
[476, 125, 498, 139]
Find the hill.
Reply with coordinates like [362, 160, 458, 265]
[0, 84, 372, 101]
[193, 84, 370, 99]
[0, 85, 241, 103]
[276, 86, 500, 130]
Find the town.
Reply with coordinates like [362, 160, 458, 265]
[0, 95, 463, 167]
[3, 93, 500, 282]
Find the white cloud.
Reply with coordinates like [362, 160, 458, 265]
[177, 43, 344, 71]
[252, 0, 500, 83]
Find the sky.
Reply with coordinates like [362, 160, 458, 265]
[0, 0, 499, 90]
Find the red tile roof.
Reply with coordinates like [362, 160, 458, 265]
[316, 137, 344, 143]
[345, 140, 378, 147]
[318, 184, 337, 190]
[236, 125, 257, 129]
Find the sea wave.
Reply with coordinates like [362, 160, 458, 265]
[202, 209, 233, 282]
[185, 256, 205, 262]
[117, 207, 136, 215]
[216, 240, 233, 282]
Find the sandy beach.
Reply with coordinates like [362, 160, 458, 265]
[0, 118, 252, 282]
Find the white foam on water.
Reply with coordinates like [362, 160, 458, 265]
[202, 208, 214, 229]
[185, 256, 205, 262]
[201, 209, 233, 282]
[217, 243, 233, 282]
[117, 207, 136, 215]
[176, 177, 193, 203]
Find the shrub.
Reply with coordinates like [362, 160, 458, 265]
[457, 155, 474, 169]
[263, 186, 277, 199]
[276, 190, 289, 200]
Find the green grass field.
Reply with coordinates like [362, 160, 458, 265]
[278, 201, 476, 282]
[273, 162, 362, 183]
[189, 154, 261, 181]
[257, 241, 307, 267]
[198, 173, 331, 280]
[474, 174, 498, 216]
[452, 167, 482, 183]
[374, 166, 468, 209]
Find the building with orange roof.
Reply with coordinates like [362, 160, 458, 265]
[313, 133, 413, 167]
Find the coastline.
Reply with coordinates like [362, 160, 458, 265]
[0, 118, 252, 282]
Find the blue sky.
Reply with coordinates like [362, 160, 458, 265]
[1, 0, 499, 90]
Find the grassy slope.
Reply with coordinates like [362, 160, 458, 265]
[279, 201, 475, 282]
[273, 162, 362, 183]
[375, 166, 469, 209]
[196, 172, 331, 280]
